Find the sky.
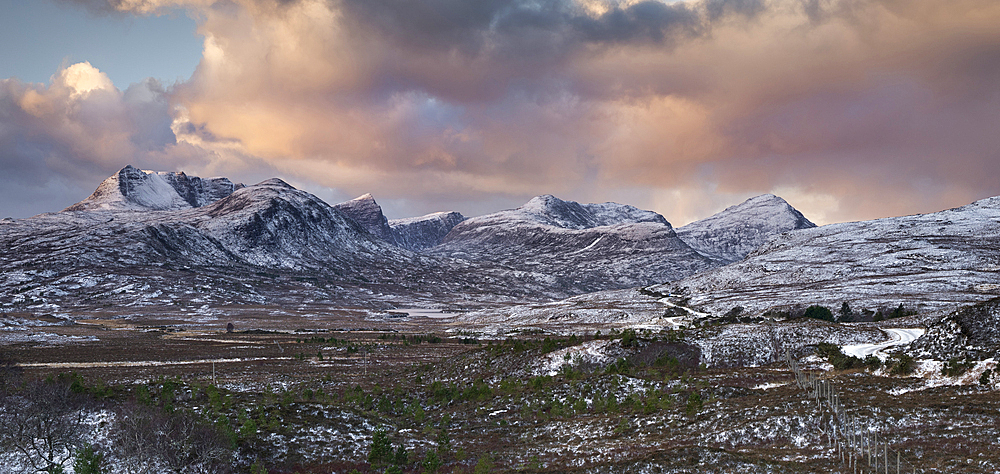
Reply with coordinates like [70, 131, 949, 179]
[1, 0, 998, 226]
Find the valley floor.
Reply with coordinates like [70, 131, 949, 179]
[1, 309, 998, 473]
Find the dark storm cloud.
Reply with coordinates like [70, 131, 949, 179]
[330, 0, 726, 105]
[342, 0, 705, 53]
[570, 1, 703, 44]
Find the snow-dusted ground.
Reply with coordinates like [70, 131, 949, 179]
[694, 321, 886, 368]
[841, 328, 925, 360]
[453, 288, 692, 336]
[890, 358, 998, 394]
[535, 339, 621, 376]
[20, 357, 290, 369]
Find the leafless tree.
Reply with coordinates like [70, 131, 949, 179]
[0, 380, 92, 473]
[111, 402, 233, 474]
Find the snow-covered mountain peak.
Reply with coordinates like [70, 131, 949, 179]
[504, 195, 669, 230]
[675, 194, 815, 263]
[699, 194, 813, 226]
[428, 195, 709, 290]
[64, 165, 243, 212]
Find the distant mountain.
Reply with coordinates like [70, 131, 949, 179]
[389, 211, 466, 251]
[332, 195, 466, 251]
[675, 194, 815, 263]
[427, 195, 716, 291]
[655, 196, 1000, 315]
[333, 194, 398, 244]
[65, 165, 243, 211]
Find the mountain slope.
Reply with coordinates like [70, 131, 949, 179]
[427, 195, 716, 291]
[675, 194, 815, 263]
[656, 196, 1000, 315]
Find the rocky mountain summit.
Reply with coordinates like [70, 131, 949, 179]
[333, 194, 398, 244]
[64, 164, 243, 211]
[675, 194, 815, 263]
[333, 194, 467, 251]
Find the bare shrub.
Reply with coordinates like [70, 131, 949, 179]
[0, 379, 93, 473]
[111, 402, 233, 474]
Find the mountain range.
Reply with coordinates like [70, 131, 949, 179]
[2, 165, 996, 319]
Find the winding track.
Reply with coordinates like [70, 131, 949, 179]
[841, 328, 925, 360]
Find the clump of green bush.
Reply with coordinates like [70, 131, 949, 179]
[804, 305, 835, 322]
[887, 353, 916, 375]
[815, 342, 865, 370]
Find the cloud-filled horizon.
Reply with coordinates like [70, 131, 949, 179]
[2, 0, 999, 226]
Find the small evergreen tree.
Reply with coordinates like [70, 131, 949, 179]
[73, 444, 104, 474]
[473, 455, 495, 474]
[369, 429, 393, 467]
[888, 353, 915, 375]
[393, 443, 409, 466]
[421, 450, 442, 473]
[685, 392, 703, 417]
[436, 430, 451, 459]
[981, 368, 993, 386]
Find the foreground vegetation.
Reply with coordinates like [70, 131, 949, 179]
[2, 323, 999, 473]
